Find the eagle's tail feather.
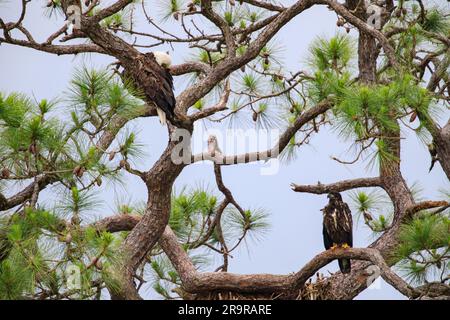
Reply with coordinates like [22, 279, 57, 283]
[338, 259, 351, 274]
[156, 107, 167, 125]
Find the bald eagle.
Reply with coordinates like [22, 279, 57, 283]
[321, 192, 353, 274]
[123, 51, 175, 125]
[151, 51, 176, 125]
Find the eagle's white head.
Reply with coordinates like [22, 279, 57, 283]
[153, 51, 172, 68]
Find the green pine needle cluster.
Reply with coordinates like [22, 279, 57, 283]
[0, 207, 122, 299]
[304, 34, 436, 170]
[0, 67, 150, 299]
[421, 8, 450, 33]
[395, 213, 449, 285]
[146, 186, 270, 299]
[349, 190, 393, 234]
[0, 67, 145, 196]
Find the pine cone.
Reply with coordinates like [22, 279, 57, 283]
[1, 168, 10, 179]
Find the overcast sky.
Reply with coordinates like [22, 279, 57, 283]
[1, 0, 449, 300]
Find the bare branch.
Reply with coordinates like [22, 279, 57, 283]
[201, 0, 236, 56]
[0, 36, 105, 55]
[0, 175, 56, 211]
[189, 81, 230, 121]
[170, 62, 211, 76]
[92, 214, 141, 233]
[191, 99, 333, 164]
[291, 177, 383, 194]
[405, 201, 449, 217]
[159, 226, 419, 298]
[91, 0, 134, 23]
[242, 0, 285, 12]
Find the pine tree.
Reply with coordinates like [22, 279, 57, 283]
[0, 0, 448, 300]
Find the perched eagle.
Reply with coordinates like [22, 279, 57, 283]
[321, 192, 353, 274]
[123, 51, 175, 125]
[151, 51, 176, 125]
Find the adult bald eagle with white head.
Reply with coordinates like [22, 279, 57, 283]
[123, 51, 175, 125]
[151, 51, 176, 125]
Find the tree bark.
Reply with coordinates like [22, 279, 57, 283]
[108, 127, 190, 299]
[318, 0, 416, 300]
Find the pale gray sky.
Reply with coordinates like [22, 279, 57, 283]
[1, 0, 448, 300]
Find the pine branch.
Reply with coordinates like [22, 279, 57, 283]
[291, 177, 383, 194]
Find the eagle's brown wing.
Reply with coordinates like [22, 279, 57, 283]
[322, 204, 334, 250]
[142, 53, 175, 119]
[322, 201, 353, 247]
[342, 202, 353, 247]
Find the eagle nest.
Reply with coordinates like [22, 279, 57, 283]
[176, 273, 334, 300]
[295, 273, 332, 300]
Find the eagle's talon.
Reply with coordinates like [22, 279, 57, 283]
[330, 243, 338, 250]
[342, 243, 350, 249]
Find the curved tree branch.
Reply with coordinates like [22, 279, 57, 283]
[291, 177, 383, 194]
[191, 99, 333, 164]
[84, 213, 425, 299]
[158, 226, 419, 298]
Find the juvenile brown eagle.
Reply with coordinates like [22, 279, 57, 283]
[321, 192, 353, 274]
